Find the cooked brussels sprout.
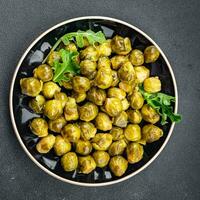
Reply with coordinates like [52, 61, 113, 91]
[124, 124, 141, 141]
[80, 60, 97, 78]
[97, 56, 111, 69]
[61, 152, 78, 172]
[127, 109, 142, 124]
[29, 95, 46, 113]
[54, 135, 71, 156]
[30, 118, 48, 137]
[80, 46, 99, 61]
[118, 61, 135, 82]
[144, 45, 160, 63]
[78, 155, 96, 174]
[129, 91, 144, 109]
[141, 104, 160, 124]
[47, 51, 60, 66]
[42, 81, 61, 99]
[129, 49, 144, 66]
[54, 92, 68, 108]
[104, 98, 123, 117]
[119, 81, 133, 93]
[110, 127, 124, 141]
[64, 97, 79, 121]
[75, 140, 92, 155]
[134, 66, 150, 83]
[95, 112, 112, 131]
[93, 151, 110, 168]
[111, 70, 119, 87]
[36, 134, 56, 154]
[20, 77, 43, 97]
[72, 76, 91, 93]
[95, 67, 113, 89]
[92, 133, 113, 151]
[111, 35, 132, 55]
[33, 64, 53, 82]
[109, 156, 128, 177]
[113, 111, 128, 128]
[126, 142, 144, 164]
[108, 139, 127, 156]
[142, 124, 163, 143]
[61, 124, 81, 143]
[62, 80, 73, 90]
[97, 39, 112, 57]
[79, 102, 98, 122]
[111, 55, 128, 70]
[71, 91, 86, 103]
[143, 77, 161, 93]
[48, 115, 66, 133]
[44, 100, 63, 120]
[121, 98, 130, 111]
[65, 42, 77, 52]
[87, 87, 106, 106]
[80, 122, 97, 141]
[107, 87, 126, 100]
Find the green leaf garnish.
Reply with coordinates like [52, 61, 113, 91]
[139, 86, 182, 125]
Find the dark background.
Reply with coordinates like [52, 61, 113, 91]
[0, 0, 199, 199]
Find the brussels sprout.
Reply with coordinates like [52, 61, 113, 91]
[42, 81, 61, 99]
[129, 91, 144, 109]
[79, 102, 98, 122]
[62, 80, 73, 90]
[104, 98, 123, 117]
[64, 97, 79, 121]
[54, 92, 68, 108]
[144, 45, 160, 63]
[142, 124, 163, 143]
[54, 135, 71, 156]
[78, 155, 96, 174]
[44, 100, 63, 120]
[134, 66, 150, 83]
[113, 111, 128, 128]
[107, 87, 126, 100]
[29, 95, 46, 113]
[95, 67, 113, 89]
[80, 46, 99, 61]
[111, 70, 120, 87]
[126, 142, 144, 164]
[143, 77, 161, 93]
[108, 140, 127, 156]
[30, 118, 48, 137]
[110, 127, 124, 141]
[72, 76, 91, 93]
[93, 151, 110, 168]
[71, 91, 86, 103]
[92, 133, 112, 151]
[111, 35, 132, 55]
[109, 156, 128, 177]
[141, 104, 160, 124]
[95, 112, 112, 131]
[36, 134, 56, 154]
[61, 152, 78, 172]
[97, 56, 111, 69]
[80, 60, 97, 78]
[47, 51, 60, 66]
[97, 39, 112, 57]
[80, 122, 97, 141]
[121, 98, 130, 111]
[87, 87, 106, 106]
[124, 124, 141, 141]
[61, 124, 81, 143]
[129, 49, 144, 66]
[118, 61, 135, 82]
[65, 42, 77, 52]
[119, 81, 133, 93]
[127, 109, 142, 124]
[111, 55, 128, 70]
[33, 64, 53, 82]
[48, 115, 66, 133]
[75, 140, 92, 155]
[20, 77, 43, 97]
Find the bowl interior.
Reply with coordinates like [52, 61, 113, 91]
[12, 18, 175, 184]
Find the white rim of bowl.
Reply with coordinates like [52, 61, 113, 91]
[9, 16, 178, 187]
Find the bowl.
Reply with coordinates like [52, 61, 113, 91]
[9, 16, 178, 186]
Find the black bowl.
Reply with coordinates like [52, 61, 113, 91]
[9, 16, 178, 186]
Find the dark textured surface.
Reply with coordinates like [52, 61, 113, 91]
[0, 0, 200, 199]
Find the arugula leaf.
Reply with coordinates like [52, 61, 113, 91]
[139, 86, 182, 125]
[52, 49, 80, 85]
